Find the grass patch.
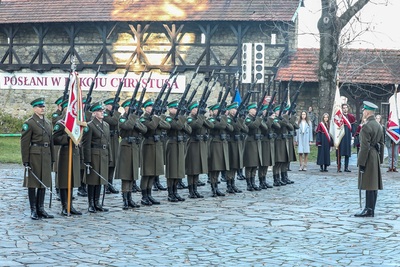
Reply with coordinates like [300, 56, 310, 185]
[0, 136, 22, 164]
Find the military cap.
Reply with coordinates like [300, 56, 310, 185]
[60, 99, 68, 109]
[227, 102, 239, 110]
[143, 98, 154, 108]
[363, 101, 378, 111]
[89, 101, 104, 112]
[261, 104, 269, 111]
[30, 97, 46, 107]
[284, 105, 290, 111]
[188, 101, 199, 111]
[246, 102, 257, 111]
[167, 100, 179, 108]
[55, 96, 64, 105]
[273, 106, 280, 112]
[208, 103, 220, 111]
[121, 99, 131, 108]
[104, 98, 114, 105]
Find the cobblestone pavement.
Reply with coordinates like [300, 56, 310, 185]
[1, 158, 400, 267]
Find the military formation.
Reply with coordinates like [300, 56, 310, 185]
[22, 70, 384, 220]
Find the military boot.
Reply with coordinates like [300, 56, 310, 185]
[141, 189, 152, 206]
[87, 185, 96, 213]
[197, 179, 206, 186]
[132, 180, 141, 193]
[210, 183, 217, 197]
[77, 182, 88, 197]
[68, 190, 82, 215]
[152, 179, 159, 191]
[259, 176, 268, 189]
[122, 192, 129, 210]
[167, 187, 178, 202]
[188, 184, 197, 199]
[214, 183, 225, 196]
[127, 192, 140, 208]
[28, 188, 39, 220]
[36, 188, 54, 219]
[237, 169, 246, 180]
[279, 173, 287, 186]
[193, 182, 204, 198]
[264, 176, 273, 188]
[220, 171, 227, 182]
[251, 177, 261, 191]
[106, 181, 119, 194]
[246, 178, 254, 191]
[226, 179, 235, 193]
[60, 189, 69, 216]
[154, 176, 167, 191]
[273, 174, 281, 187]
[173, 183, 185, 201]
[94, 185, 109, 212]
[283, 172, 294, 184]
[231, 179, 242, 193]
[177, 180, 188, 189]
[147, 188, 161, 205]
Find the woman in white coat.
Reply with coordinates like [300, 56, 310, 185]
[295, 111, 313, 171]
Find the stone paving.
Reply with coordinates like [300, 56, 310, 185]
[1, 157, 400, 267]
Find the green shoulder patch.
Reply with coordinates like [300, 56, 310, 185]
[53, 124, 60, 131]
[245, 118, 252, 123]
[227, 118, 232, 124]
[119, 118, 127, 123]
[208, 118, 215, 123]
[84, 126, 89, 133]
[103, 113, 108, 117]
[166, 117, 173, 123]
[52, 113, 59, 118]
[22, 123, 29, 131]
[187, 118, 193, 123]
[140, 117, 146, 123]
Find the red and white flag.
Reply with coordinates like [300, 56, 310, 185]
[329, 84, 345, 148]
[386, 91, 400, 144]
[64, 71, 87, 145]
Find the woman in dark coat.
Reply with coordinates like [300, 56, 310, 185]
[316, 113, 333, 172]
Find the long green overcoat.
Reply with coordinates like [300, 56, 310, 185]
[227, 116, 248, 170]
[21, 113, 54, 188]
[243, 115, 268, 167]
[357, 115, 384, 190]
[103, 109, 120, 168]
[209, 115, 233, 171]
[261, 117, 280, 167]
[274, 116, 293, 163]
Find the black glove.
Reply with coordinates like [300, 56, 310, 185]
[23, 162, 29, 167]
[359, 166, 365, 173]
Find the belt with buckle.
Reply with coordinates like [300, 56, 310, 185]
[31, 142, 49, 147]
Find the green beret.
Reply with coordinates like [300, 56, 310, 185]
[54, 96, 63, 105]
[246, 102, 257, 111]
[104, 98, 114, 105]
[167, 100, 179, 108]
[363, 101, 378, 110]
[227, 102, 239, 110]
[61, 99, 68, 109]
[30, 97, 45, 107]
[261, 104, 269, 111]
[143, 98, 154, 108]
[208, 103, 220, 111]
[89, 101, 104, 112]
[273, 106, 280, 112]
[121, 100, 131, 108]
[188, 101, 199, 111]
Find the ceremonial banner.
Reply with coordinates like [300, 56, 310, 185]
[329, 85, 345, 148]
[64, 72, 87, 145]
[386, 92, 400, 144]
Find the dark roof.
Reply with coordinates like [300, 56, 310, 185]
[0, 0, 300, 24]
[276, 48, 400, 85]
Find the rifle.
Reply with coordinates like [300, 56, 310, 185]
[174, 66, 200, 119]
[84, 66, 101, 112]
[256, 77, 274, 116]
[216, 82, 230, 118]
[134, 72, 152, 115]
[126, 71, 146, 116]
[62, 72, 71, 102]
[111, 65, 130, 116]
[198, 76, 218, 115]
[150, 67, 178, 116]
[278, 76, 292, 117]
[158, 73, 179, 115]
[287, 78, 304, 116]
[231, 71, 240, 104]
[265, 89, 277, 117]
[233, 88, 253, 120]
[186, 70, 214, 115]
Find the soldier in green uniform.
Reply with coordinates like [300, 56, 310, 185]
[284, 108, 298, 184]
[243, 102, 268, 191]
[225, 102, 248, 193]
[103, 98, 120, 194]
[355, 101, 384, 217]
[51, 96, 65, 201]
[140, 99, 171, 205]
[82, 102, 112, 213]
[115, 99, 147, 210]
[208, 103, 233, 197]
[21, 97, 54, 220]
[259, 104, 280, 189]
[52, 100, 83, 216]
[185, 101, 213, 198]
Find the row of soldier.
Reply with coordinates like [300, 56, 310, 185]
[21, 91, 299, 219]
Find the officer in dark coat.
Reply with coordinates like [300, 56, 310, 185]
[226, 102, 248, 193]
[103, 98, 120, 194]
[82, 102, 112, 213]
[115, 99, 147, 210]
[140, 99, 171, 205]
[208, 103, 234, 197]
[259, 104, 280, 189]
[185, 101, 214, 198]
[243, 102, 268, 191]
[52, 105, 83, 216]
[21, 97, 54, 220]
[355, 101, 384, 217]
